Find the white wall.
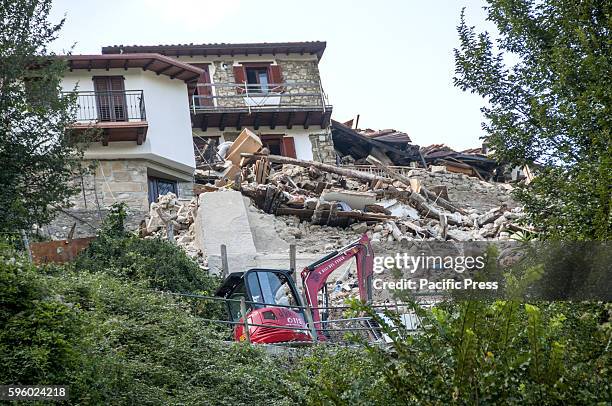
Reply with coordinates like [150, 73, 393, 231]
[62, 69, 196, 176]
[292, 131, 314, 161]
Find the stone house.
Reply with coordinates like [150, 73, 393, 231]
[101, 42, 336, 164]
[46, 42, 336, 239]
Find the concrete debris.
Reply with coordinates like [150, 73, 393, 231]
[141, 192, 205, 268]
[217, 141, 233, 159]
[185, 131, 533, 306]
[320, 188, 377, 211]
[192, 148, 529, 247]
[195, 190, 258, 276]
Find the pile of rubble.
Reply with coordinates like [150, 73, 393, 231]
[140, 193, 206, 267]
[188, 129, 531, 248]
[235, 160, 528, 245]
[143, 129, 535, 308]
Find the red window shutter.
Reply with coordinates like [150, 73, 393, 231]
[192, 63, 213, 106]
[282, 137, 297, 158]
[269, 65, 284, 93]
[233, 65, 246, 94]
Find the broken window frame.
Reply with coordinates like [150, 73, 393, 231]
[147, 176, 178, 203]
[244, 64, 271, 94]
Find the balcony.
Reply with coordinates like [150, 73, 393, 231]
[67, 90, 148, 145]
[190, 81, 332, 131]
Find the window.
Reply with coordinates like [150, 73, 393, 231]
[245, 67, 270, 94]
[260, 135, 297, 158]
[227, 282, 248, 321]
[233, 64, 283, 94]
[147, 176, 177, 203]
[93, 76, 127, 122]
[261, 135, 282, 155]
[246, 271, 298, 309]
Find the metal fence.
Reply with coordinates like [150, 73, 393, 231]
[66, 90, 146, 122]
[156, 290, 439, 345]
[191, 81, 330, 113]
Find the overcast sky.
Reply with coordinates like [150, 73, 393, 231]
[49, 0, 494, 150]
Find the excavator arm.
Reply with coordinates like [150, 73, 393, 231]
[300, 233, 374, 337]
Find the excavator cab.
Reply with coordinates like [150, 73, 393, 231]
[215, 268, 313, 344]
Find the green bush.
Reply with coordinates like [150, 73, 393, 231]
[73, 203, 218, 295]
[0, 254, 87, 386]
[292, 300, 611, 405]
[51, 271, 293, 405]
[0, 246, 294, 404]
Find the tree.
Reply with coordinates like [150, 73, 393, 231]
[454, 0, 611, 240]
[0, 0, 83, 233]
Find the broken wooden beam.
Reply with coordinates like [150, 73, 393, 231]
[240, 153, 392, 183]
[419, 187, 468, 215]
[388, 221, 409, 245]
[367, 154, 467, 215]
[408, 192, 463, 225]
[477, 205, 508, 226]
[275, 207, 394, 223]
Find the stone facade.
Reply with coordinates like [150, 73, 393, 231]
[211, 60, 242, 108]
[276, 59, 324, 107]
[309, 132, 337, 164]
[411, 170, 518, 212]
[209, 58, 324, 109]
[87, 160, 150, 211]
[43, 159, 196, 240]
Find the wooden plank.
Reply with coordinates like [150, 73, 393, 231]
[241, 153, 391, 183]
[367, 154, 467, 215]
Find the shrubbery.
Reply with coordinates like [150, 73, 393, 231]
[292, 300, 611, 405]
[0, 208, 295, 404]
[1, 205, 609, 404]
[73, 204, 218, 294]
[0, 253, 86, 387]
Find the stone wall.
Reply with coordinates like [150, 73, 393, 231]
[90, 160, 150, 211]
[411, 170, 518, 212]
[44, 159, 150, 239]
[309, 132, 337, 164]
[209, 58, 324, 109]
[276, 59, 323, 107]
[211, 60, 241, 108]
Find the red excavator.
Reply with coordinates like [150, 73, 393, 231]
[215, 233, 375, 343]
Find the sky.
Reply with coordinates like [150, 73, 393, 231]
[49, 0, 495, 150]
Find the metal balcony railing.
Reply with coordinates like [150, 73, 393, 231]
[191, 81, 331, 114]
[66, 90, 146, 122]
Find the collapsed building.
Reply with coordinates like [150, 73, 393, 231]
[36, 39, 531, 274]
[139, 129, 528, 267]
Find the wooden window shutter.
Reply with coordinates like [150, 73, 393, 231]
[109, 76, 125, 91]
[233, 65, 246, 94]
[192, 63, 213, 106]
[269, 65, 284, 92]
[109, 77, 126, 121]
[282, 137, 297, 158]
[93, 76, 126, 122]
